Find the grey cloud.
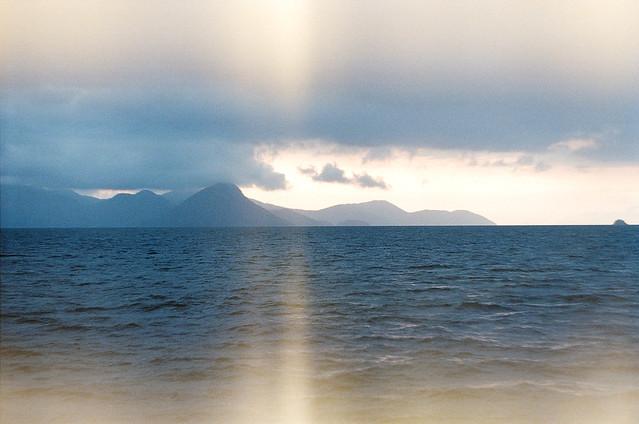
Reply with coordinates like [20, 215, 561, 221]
[2, 0, 638, 191]
[302, 163, 387, 189]
[534, 162, 552, 172]
[0, 87, 287, 190]
[479, 155, 551, 173]
[517, 155, 551, 172]
[312, 163, 350, 184]
[487, 159, 510, 168]
[353, 173, 388, 189]
[298, 166, 317, 176]
[3, 80, 628, 192]
[4, 74, 638, 156]
[362, 147, 395, 163]
[516, 155, 535, 166]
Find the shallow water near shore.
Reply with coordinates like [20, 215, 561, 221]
[1, 226, 638, 423]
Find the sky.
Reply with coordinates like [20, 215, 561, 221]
[1, 0, 638, 224]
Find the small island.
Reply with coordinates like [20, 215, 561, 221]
[613, 219, 628, 226]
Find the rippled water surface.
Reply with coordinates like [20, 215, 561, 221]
[1, 226, 638, 423]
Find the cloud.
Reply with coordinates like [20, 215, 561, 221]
[298, 165, 318, 176]
[549, 138, 599, 152]
[301, 163, 388, 189]
[0, 87, 287, 190]
[312, 163, 350, 184]
[516, 155, 535, 166]
[534, 161, 552, 172]
[472, 154, 551, 172]
[362, 147, 395, 163]
[353, 173, 388, 189]
[516, 155, 551, 172]
[1, 0, 638, 190]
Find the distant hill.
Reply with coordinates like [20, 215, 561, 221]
[88, 190, 171, 227]
[408, 209, 495, 226]
[0, 183, 495, 227]
[293, 200, 495, 226]
[251, 199, 328, 226]
[0, 185, 97, 227]
[162, 189, 199, 205]
[295, 200, 407, 226]
[0, 185, 170, 228]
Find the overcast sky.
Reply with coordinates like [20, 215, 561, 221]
[1, 0, 638, 223]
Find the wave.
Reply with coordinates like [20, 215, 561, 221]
[456, 301, 513, 312]
[141, 301, 189, 312]
[408, 263, 452, 270]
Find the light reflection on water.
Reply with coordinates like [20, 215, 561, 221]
[1, 226, 638, 423]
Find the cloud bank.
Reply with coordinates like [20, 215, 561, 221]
[1, 0, 638, 190]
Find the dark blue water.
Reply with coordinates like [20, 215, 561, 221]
[1, 227, 638, 423]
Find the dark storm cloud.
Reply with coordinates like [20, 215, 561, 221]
[2, 0, 638, 190]
[0, 86, 287, 190]
[302, 84, 639, 160]
[2, 81, 636, 190]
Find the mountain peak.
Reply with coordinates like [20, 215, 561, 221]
[201, 183, 242, 195]
[111, 190, 161, 201]
[171, 183, 285, 227]
[360, 200, 405, 210]
[112, 192, 132, 199]
[135, 189, 158, 198]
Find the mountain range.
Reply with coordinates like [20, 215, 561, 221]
[0, 183, 495, 227]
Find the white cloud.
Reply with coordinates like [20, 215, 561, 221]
[550, 138, 600, 152]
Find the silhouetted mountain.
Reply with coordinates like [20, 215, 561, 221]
[294, 200, 495, 226]
[295, 200, 407, 225]
[1, 183, 495, 227]
[251, 199, 328, 226]
[408, 209, 495, 226]
[162, 189, 199, 205]
[89, 190, 171, 227]
[0, 185, 171, 227]
[1, 185, 96, 227]
[170, 183, 286, 227]
[613, 219, 628, 226]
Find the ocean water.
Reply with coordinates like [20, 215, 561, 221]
[1, 226, 638, 423]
